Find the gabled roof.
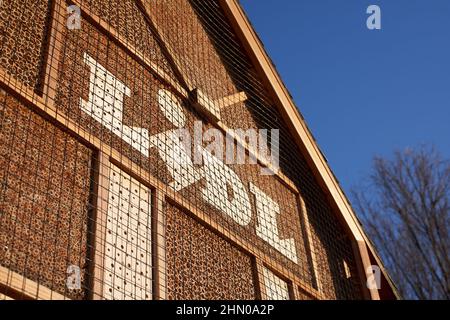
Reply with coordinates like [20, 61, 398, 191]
[218, 0, 399, 299]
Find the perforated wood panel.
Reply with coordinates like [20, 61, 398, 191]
[261, 267, 290, 300]
[103, 164, 152, 300]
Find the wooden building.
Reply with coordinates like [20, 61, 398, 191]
[0, 0, 398, 300]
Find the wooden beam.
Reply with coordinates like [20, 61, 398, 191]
[152, 189, 167, 300]
[90, 152, 110, 300]
[190, 88, 222, 122]
[215, 91, 248, 109]
[36, 0, 65, 101]
[290, 282, 301, 300]
[297, 196, 323, 294]
[354, 240, 380, 300]
[0, 266, 68, 300]
[135, 0, 195, 91]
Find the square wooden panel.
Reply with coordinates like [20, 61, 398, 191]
[165, 202, 256, 300]
[0, 89, 93, 299]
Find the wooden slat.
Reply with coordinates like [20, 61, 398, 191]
[38, 0, 65, 101]
[152, 189, 167, 300]
[354, 240, 380, 300]
[297, 195, 323, 293]
[90, 152, 110, 300]
[215, 91, 248, 109]
[290, 282, 300, 300]
[253, 258, 265, 300]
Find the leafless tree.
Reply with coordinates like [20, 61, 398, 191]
[352, 146, 450, 299]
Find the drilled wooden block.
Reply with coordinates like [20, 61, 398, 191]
[103, 164, 152, 300]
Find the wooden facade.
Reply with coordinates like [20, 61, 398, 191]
[0, 0, 397, 300]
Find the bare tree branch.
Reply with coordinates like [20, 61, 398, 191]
[351, 145, 450, 299]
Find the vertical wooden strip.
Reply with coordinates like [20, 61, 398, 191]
[253, 258, 266, 300]
[290, 283, 301, 300]
[153, 189, 167, 300]
[38, 0, 65, 104]
[297, 195, 323, 293]
[90, 152, 110, 300]
[352, 240, 380, 300]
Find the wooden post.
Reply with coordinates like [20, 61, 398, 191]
[38, 0, 65, 104]
[297, 195, 323, 294]
[152, 189, 167, 300]
[89, 151, 110, 300]
[352, 240, 380, 300]
[253, 258, 266, 300]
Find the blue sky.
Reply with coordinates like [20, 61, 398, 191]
[240, 0, 450, 194]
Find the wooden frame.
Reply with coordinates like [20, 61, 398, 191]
[253, 259, 267, 300]
[0, 0, 331, 301]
